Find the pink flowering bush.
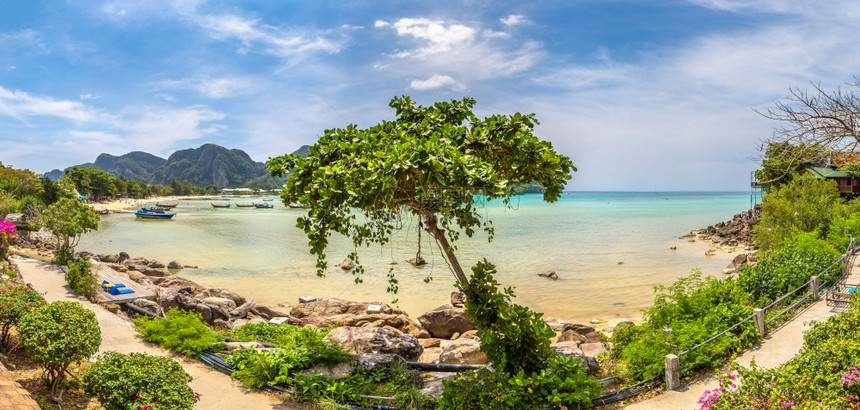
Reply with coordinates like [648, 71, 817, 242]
[0, 221, 19, 259]
[701, 298, 860, 408]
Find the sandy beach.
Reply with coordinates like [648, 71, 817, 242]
[88, 195, 225, 212]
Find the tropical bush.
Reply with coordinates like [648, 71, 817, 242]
[84, 352, 198, 410]
[739, 231, 841, 306]
[459, 259, 556, 375]
[65, 257, 97, 301]
[224, 322, 350, 369]
[439, 356, 601, 409]
[135, 308, 222, 356]
[826, 213, 860, 251]
[0, 281, 44, 352]
[18, 301, 101, 403]
[612, 270, 758, 382]
[0, 220, 19, 259]
[754, 177, 843, 251]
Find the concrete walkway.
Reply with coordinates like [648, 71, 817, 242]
[625, 260, 859, 409]
[11, 255, 298, 410]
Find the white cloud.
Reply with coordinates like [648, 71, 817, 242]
[153, 76, 261, 99]
[0, 86, 101, 123]
[68, 130, 121, 144]
[376, 17, 542, 81]
[191, 12, 341, 60]
[79, 93, 99, 100]
[6, 66, 15, 71]
[501, 15, 526, 26]
[117, 105, 225, 149]
[409, 74, 464, 91]
[483, 30, 509, 39]
[374, 20, 390, 28]
[388, 18, 475, 58]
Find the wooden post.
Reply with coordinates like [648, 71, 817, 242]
[665, 354, 680, 390]
[753, 308, 766, 337]
[811, 276, 820, 301]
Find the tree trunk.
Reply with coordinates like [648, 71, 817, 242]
[419, 212, 471, 291]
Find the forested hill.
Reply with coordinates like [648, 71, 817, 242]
[44, 144, 311, 188]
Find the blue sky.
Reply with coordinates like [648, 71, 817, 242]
[1, 0, 858, 191]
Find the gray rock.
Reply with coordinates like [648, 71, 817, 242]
[202, 296, 237, 312]
[340, 258, 355, 270]
[417, 305, 475, 339]
[450, 291, 466, 308]
[579, 342, 607, 357]
[420, 372, 459, 399]
[303, 362, 354, 379]
[99, 254, 119, 263]
[223, 341, 268, 353]
[552, 341, 583, 357]
[538, 270, 559, 280]
[355, 353, 403, 373]
[252, 304, 290, 320]
[407, 255, 426, 266]
[439, 338, 487, 364]
[167, 260, 183, 269]
[118, 252, 130, 263]
[324, 326, 423, 360]
[544, 317, 566, 332]
[132, 299, 164, 317]
[194, 303, 213, 323]
[229, 300, 257, 319]
[149, 260, 165, 269]
[290, 297, 424, 337]
[557, 329, 587, 344]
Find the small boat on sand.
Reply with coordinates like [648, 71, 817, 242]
[235, 203, 255, 207]
[155, 202, 178, 209]
[211, 203, 231, 208]
[254, 203, 274, 209]
[135, 207, 175, 219]
[288, 203, 306, 209]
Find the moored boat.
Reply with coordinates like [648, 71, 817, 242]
[211, 203, 231, 208]
[155, 202, 178, 209]
[135, 207, 175, 219]
[235, 202, 255, 207]
[253, 203, 274, 209]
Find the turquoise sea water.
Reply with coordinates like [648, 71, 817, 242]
[78, 192, 751, 322]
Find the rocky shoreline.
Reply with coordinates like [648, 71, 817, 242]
[11, 237, 616, 381]
[681, 206, 760, 274]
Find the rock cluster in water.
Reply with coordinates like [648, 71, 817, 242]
[696, 206, 760, 249]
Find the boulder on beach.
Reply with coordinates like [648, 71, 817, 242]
[289, 298, 424, 336]
[324, 326, 423, 360]
[167, 260, 183, 269]
[439, 338, 487, 365]
[417, 305, 476, 340]
[202, 296, 237, 312]
[340, 258, 355, 270]
[450, 291, 466, 308]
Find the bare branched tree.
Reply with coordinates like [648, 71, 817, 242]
[754, 79, 860, 186]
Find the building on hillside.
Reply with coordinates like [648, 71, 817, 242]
[802, 166, 860, 195]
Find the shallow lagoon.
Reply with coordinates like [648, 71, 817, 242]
[79, 192, 750, 322]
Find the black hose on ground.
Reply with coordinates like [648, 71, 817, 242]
[121, 302, 162, 318]
[405, 362, 483, 372]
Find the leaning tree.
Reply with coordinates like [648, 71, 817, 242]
[42, 197, 99, 265]
[268, 96, 580, 377]
[267, 96, 574, 297]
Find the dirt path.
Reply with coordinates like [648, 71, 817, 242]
[10, 255, 298, 410]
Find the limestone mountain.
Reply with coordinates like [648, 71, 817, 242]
[149, 144, 266, 187]
[45, 143, 311, 188]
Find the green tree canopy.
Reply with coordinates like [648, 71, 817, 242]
[42, 197, 99, 264]
[754, 176, 844, 251]
[755, 142, 830, 189]
[267, 96, 575, 292]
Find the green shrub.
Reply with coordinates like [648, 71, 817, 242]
[227, 348, 309, 388]
[135, 308, 222, 356]
[739, 231, 841, 306]
[0, 281, 44, 352]
[84, 352, 198, 410]
[18, 301, 101, 403]
[65, 258, 97, 300]
[826, 214, 860, 251]
[754, 177, 843, 251]
[292, 372, 370, 404]
[225, 322, 350, 367]
[438, 356, 601, 409]
[612, 270, 757, 382]
[459, 259, 556, 375]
